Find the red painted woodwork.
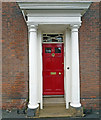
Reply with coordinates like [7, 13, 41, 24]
[42, 43, 64, 95]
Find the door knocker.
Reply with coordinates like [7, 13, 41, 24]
[52, 53, 55, 57]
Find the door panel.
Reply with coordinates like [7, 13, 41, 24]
[43, 44, 64, 95]
[52, 57, 62, 70]
[44, 57, 52, 70]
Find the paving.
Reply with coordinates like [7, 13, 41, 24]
[1, 98, 100, 119]
[1, 107, 100, 119]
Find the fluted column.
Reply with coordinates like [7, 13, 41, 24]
[28, 25, 39, 109]
[70, 24, 81, 108]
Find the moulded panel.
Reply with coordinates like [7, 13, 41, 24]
[44, 57, 52, 70]
[43, 76, 53, 92]
[52, 57, 62, 70]
[53, 75, 64, 93]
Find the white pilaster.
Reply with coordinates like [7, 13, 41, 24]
[70, 24, 81, 108]
[28, 25, 39, 109]
[65, 28, 71, 109]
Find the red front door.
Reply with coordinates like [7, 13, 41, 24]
[43, 43, 64, 95]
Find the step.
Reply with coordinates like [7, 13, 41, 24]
[39, 104, 83, 118]
[43, 95, 64, 98]
[43, 103, 65, 107]
[43, 97, 65, 104]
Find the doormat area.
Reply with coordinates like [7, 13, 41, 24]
[39, 104, 73, 118]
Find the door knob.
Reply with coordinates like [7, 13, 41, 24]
[67, 67, 69, 69]
[59, 72, 61, 75]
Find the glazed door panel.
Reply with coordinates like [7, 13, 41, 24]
[43, 44, 64, 95]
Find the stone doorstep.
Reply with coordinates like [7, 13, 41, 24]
[43, 103, 65, 107]
[27, 104, 84, 118]
[39, 105, 84, 118]
[43, 97, 65, 104]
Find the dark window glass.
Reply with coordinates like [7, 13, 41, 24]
[56, 37, 63, 42]
[43, 34, 63, 42]
[45, 48, 51, 53]
[55, 48, 61, 53]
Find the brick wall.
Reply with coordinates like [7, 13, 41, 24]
[2, 2, 28, 109]
[79, 2, 100, 110]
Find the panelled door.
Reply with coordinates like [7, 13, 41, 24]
[43, 43, 64, 95]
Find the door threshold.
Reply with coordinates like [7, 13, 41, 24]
[43, 95, 64, 98]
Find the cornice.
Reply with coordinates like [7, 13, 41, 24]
[17, 2, 91, 10]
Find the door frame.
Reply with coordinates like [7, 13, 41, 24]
[38, 30, 71, 109]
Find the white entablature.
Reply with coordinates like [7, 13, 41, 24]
[18, 1, 91, 25]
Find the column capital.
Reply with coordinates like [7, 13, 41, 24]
[70, 24, 81, 32]
[28, 24, 38, 32]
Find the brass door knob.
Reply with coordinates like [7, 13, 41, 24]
[59, 72, 61, 75]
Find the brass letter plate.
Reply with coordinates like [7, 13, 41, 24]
[50, 72, 56, 75]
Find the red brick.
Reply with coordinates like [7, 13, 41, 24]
[2, 2, 28, 109]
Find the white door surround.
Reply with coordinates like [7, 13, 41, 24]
[18, 1, 91, 110]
